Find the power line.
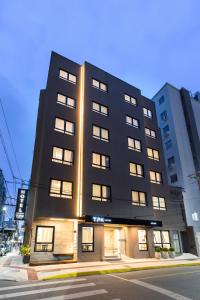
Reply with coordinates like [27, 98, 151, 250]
[0, 98, 22, 179]
[0, 129, 15, 178]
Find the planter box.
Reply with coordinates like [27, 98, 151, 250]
[23, 255, 30, 264]
[169, 251, 175, 259]
[155, 252, 161, 259]
[161, 251, 169, 259]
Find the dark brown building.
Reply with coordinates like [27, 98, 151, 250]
[25, 52, 187, 264]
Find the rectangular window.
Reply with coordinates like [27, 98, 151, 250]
[130, 163, 144, 177]
[163, 124, 170, 135]
[159, 95, 165, 105]
[57, 93, 76, 109]
[124, 94, 137, 106]
[35, 226, 54, 252]
[126, 115, 139, 128]
[152, 196, 166, 210]
[93, 125, 109, 142]
[92, 102, 108, 116]
[147, 148, 159, 161]
[128, 137, 141, 152]
[132, 191, 146, 206]
[150, 171, 162, 184]
[170, 174, 178, 183]
[82, 227, 94, 252]
[59, 69, 76, 84]
[92, 184, 111, 201]
[52, 147, 73, 165]
[153, 230, 170, 248]
[92, 153, 110, 169]
[160, 110, 167, 121]
[145, 127, 156, 138]
[143, 108, 152, 119]
[138, 229, 148, 251]
[50, 179, 72, 199]
[168, 156, 175, 168]
[165, 140, 172, 150]
[54, 118, 75, 136]
[92, 78, 107, 92]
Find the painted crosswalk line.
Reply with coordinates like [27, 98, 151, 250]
[36, 289, 108, 300]
[0, 278, 86, 292]
[0, 282, 95, 299]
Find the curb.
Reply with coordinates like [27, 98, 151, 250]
[43, 262, 200, 280]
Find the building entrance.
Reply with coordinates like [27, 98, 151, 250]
[104, 227, 126, 258]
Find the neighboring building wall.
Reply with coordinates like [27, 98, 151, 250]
[0, 169, 6, 228]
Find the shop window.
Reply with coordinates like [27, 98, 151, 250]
[153, 230, 170, 248]
[35, 226, 54, 252]
[82, 227, 94, 252]
[138, 229, 148, 251]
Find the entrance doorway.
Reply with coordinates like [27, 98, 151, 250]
[104, 227, 126, 258]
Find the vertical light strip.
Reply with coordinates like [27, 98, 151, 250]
[77, 65, 85, 217]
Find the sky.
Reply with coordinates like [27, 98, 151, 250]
[0, 0, 200, 204]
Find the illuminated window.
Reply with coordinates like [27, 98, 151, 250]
[50, 179, 72, 199]
[57, 93, 76, 109]
[128, 137, 141, 152]
[132, 191, 146, 206]
[126, 115, 139, 128]
[145, 127, 156, 138]
[92, 102, 108, 116]
[52, 147, 73, 165]
[124, 94, 137, 106]
[92, 153, 110, 169]
[154, 230, 170, 248]
[54, 118, 75, 135]
[130, 163, 144, 177]
[152, 196, 166, 210]
[150, 171, 162, 184]
[93, 125, 109, 142]
[147, 148, 159, 161]
[92, 184, 111, 201]
[35, 226, 54, 252]
[143, 108, 152, 119]
[138, 229, 148, 251]
[82, 227, 94, 252]
[59, 69, 76, 84]
[92, 78, 107, 92]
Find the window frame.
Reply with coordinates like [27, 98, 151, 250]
[92, 101, 108, 116]
[92, 152, 110, 170]
[129, 162, 144, 178]
[153, 230, 171, 249]
[81, 226, 94, 252]
[147, 148, 160, 161]
[59, 69, 77, 84]
[131, 190, 147, 207]
[150, 171, 162, 184]
[92, 78, 108, 92]
[143, 107, 152, 119]
[92, 124, 109, 142]
[128, 137, 141, 152]
[92, 183, 111, 202]
[52, 147, 74, 165]
[126, 115, 139, 128]
[49, 179, 73, 199]
[34, 225, 55, 252]
[138, 229, 148, 251]
[54, 117, 75, 136]
[57, 93, 76, 109]
[124, 94, 137, 106]
[145, 127, 156, 139]
[152, 196, 166, 211]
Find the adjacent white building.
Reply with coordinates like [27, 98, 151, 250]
[153, 83, 200, 255]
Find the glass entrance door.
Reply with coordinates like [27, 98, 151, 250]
[104, 227, 126, 257]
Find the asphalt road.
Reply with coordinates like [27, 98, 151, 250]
[0, 266, 200, 299]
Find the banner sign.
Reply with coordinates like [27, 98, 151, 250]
[15, 189, 28, 220]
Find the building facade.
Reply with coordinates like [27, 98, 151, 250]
[25, 52, 187, 264]
[153, 83, 200, 255]
[0, 169, 6, 228]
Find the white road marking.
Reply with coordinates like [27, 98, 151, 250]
[36, 289, 108, 300]
[0, 282, 95, 299]
[109, 274, 192, 300]
[0, 278, 86, 292]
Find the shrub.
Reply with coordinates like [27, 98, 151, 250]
[162, 247, 169, 252]
[20, 245, 30, 256]
[155, 247, 161, 252]
[169, 247, 175, 252]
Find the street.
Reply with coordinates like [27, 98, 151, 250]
[0, 266, 200, 299]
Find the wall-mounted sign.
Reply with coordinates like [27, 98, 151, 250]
[15, 189, 28, 220]
[85, 215, 162, 227]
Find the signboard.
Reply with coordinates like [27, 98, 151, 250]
[85, 215, 162, 227]
[15, 189, 28, 220]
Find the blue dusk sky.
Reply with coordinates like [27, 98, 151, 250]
[0, 0, 200, 200]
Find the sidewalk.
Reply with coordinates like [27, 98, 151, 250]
[2, 252, 200, 281]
